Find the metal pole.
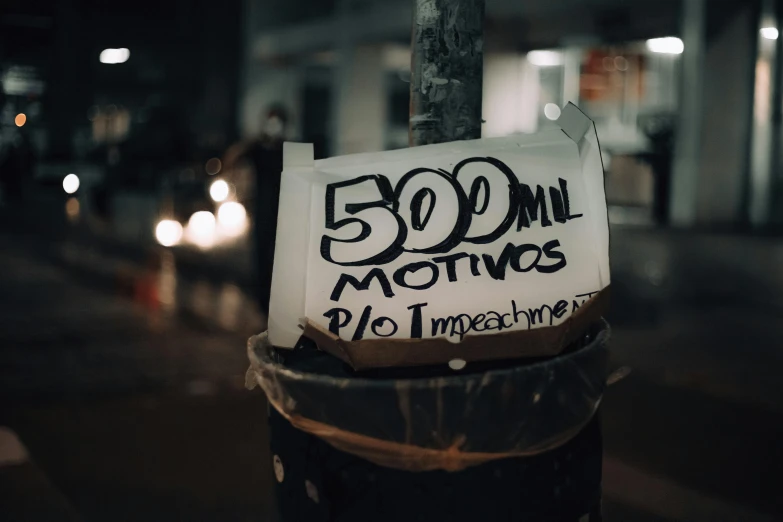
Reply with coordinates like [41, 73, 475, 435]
[410, 0, 485, 146]
[405, 4, 603, 521]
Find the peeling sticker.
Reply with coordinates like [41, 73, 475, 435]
[416, 0, 440, 25]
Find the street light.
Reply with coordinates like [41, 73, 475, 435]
[209, 179, 229, 202]
[155, 220, 183, 247]
[100, 48, 130, 64]
[186, 211, 217, 248]
[645, 37, 684, 55]
[217, 202, 247, 236]
[761, 27, 779, 40]
[63, 174, 80, 194]
[527, 50, 563, 67]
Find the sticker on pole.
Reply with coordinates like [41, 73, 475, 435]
[268, 103, 609, 369]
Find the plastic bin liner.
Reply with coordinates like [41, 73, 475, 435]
[247, 321, 609, 472]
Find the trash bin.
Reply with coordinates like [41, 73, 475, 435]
[247, 320, 609, 521]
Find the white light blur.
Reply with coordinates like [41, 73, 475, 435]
[209, 179, 229, 202]
[217, 202, 247, 236]
[189, 211, 216, 231]
[63, 174, 80, 194]
[186, 211, 217, 248]
[761, 27, 779, 40]
[544, 103, 561, 121]
[99, 48, 130, 64]
[645, 37, 684, 55]
[155, 220, 183, 247]
[527, 50, 563, 67]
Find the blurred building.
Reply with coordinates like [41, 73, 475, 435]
[240, 0, 782, 229]
[1, 0, 242, 183]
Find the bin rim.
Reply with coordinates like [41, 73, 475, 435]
[249, 319, 610, 391]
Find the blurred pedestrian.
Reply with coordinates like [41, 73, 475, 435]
[638, 113, 674, 226]
[223, 105, 288, 318]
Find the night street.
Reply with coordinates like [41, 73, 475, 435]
[0, 215, 274, 521]
[3, 1, 783, 518]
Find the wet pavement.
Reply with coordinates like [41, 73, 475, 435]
[0, 224, 275, 521]
[1, 200, 783, 521]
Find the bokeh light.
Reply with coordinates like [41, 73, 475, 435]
[63, 174, 80, 194]
[155, 220, 184, 247]
[205, 157, 222, 175]
[209, 179, 229, 202]
[544, 103, 561, 121]
[65, 198, 80, 222]
[14, 113, 26, 127]
[100, 48, 130, 64]
[527, 50, 562, 67]
[645, 37, 684, 55]
[186, 211, 217, 248]
[217, 202, 247, 236]
[761, 27, 779, 40]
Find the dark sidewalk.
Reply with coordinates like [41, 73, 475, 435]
[0, 234, 276, 521]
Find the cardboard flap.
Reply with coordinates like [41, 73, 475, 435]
[557, 103, 592, 143]
[302, 288, 609, 370]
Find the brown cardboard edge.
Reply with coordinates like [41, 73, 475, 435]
[301, 287, 610, 370]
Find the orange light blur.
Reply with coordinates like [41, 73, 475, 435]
[66, 198, 80, 222]
[14, 113, 27, 127]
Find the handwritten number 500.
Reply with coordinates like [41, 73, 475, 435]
[320, 158, 518, 266]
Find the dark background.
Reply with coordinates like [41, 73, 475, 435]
[1, 0, 782, 521]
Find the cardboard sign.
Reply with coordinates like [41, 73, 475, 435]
[268, 104, 609, 355]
